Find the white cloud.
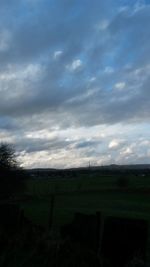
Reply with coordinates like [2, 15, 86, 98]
[104, 66, 114, 73]
[108, 140, 120, 149]
[53, 50, 63, 60]
[96, 19, 109, 31]
[7, 123, 150, 168]
[89, 77, 96, 82]
[133, 0, 147, 14]
[25, 130, 56, 140]
[115, 82, 126, 90]
[120, 147, 133, 156]
[0, 63, 43, 82]
[118, 6, 129, 13]
[66, 59, 83, 72]
[139, 140, 150, 146]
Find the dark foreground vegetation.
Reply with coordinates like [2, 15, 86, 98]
[1, 143, 150, 266]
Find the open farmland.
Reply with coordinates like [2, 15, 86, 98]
[20, 170, 150, 264]
[22, 171, 150, 227]
[1, 168, 150, 266]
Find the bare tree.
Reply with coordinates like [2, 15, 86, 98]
[0, 143, 18, 171]
[0, 143, 26, 198]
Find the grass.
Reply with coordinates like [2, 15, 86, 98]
[22, 173, 150, 228]
[21, 187, 150, 263]
[26, 173, 150, 195]
[16, 173, 150, 264]
[1, 171, 150, 266]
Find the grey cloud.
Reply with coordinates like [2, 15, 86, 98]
[16, 137, 72, 153]
[74, 140, 100, 149]
[0, 0, 150, 167]
[0, 0, 106, 66]
[0, 116, 18, 130]
[109, 6, 150, 66]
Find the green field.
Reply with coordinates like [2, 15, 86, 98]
[20, 173, 150, 263]
[0, 172, 144, 266]
[22, 173, 150, 228]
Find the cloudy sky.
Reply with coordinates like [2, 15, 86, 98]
[0, 0, 150, 168]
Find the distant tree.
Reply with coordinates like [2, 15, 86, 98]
[0, 143, 26, 198]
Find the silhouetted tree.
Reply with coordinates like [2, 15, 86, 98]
[0, 143, 18, 171]
[0, 143, 26, 198]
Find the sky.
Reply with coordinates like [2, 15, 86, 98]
[0, 0, 150, 168]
